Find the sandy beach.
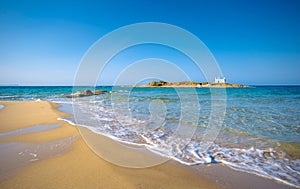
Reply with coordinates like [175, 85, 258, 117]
[0, 101, 296, 189]
[0, 101, 220, 189]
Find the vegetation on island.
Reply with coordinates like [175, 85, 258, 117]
[148, 80, 199, 87]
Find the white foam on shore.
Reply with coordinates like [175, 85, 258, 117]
[0, 104, 4, 110]
[58, 115, 300, 188]
[55, 100, 300, 188]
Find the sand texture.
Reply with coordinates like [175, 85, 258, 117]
[0, 101, 220, 189]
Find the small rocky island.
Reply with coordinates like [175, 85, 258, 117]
[62, 90, 108, 98]
[143, 80, 249, 88]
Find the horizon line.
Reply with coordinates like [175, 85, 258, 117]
[0, 84, 300, 87]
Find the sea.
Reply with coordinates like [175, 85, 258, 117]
[0, 86, 299, 187]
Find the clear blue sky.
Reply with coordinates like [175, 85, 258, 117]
[0, 0, 299, 85]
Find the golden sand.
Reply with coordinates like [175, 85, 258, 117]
[0, 101, 220, 189]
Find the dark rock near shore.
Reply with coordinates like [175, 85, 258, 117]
[82, 90, 93, 96]
[62, 90, 108, 98]
[94, 90, 107, 95]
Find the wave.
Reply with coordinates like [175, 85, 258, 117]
[47, 86, 300, 188]
[57, 106, 300, 188]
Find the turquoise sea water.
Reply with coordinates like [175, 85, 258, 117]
[0, 86, 299, 187]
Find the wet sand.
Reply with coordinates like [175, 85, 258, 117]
[0, 101, 219, 189]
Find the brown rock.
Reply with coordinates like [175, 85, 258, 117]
[62, 89, 108, 98]
[82, 90, 93, 96]
[94, 90, 108, 95]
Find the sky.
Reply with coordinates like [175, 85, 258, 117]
[0, 0, 299, 85]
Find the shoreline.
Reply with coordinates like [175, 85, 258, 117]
[0, 101, 220, 189]
[0, 101, 297, 188]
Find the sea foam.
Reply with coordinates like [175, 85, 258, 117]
[58, 97, 300, 188]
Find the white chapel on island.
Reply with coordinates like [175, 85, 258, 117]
[214, 77, 226, 84]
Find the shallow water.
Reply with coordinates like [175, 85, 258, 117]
[0, 136, 77, 181]
[0, 124, 61, 138]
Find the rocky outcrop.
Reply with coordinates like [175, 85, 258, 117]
[144, 80, 250, 88]
[200, 83, 250, 88]
[82, 90, 94, 96]
[94, 90, 107, 95]
[62, 90, 108, 98]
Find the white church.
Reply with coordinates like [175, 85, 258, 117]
[214, 77, 226, 84]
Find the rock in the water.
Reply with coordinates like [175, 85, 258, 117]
[62, 94, 72, 98]
[82, 90, 93, 96]
[94, 90, 108, 95]
[62, 89, 108, 98]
